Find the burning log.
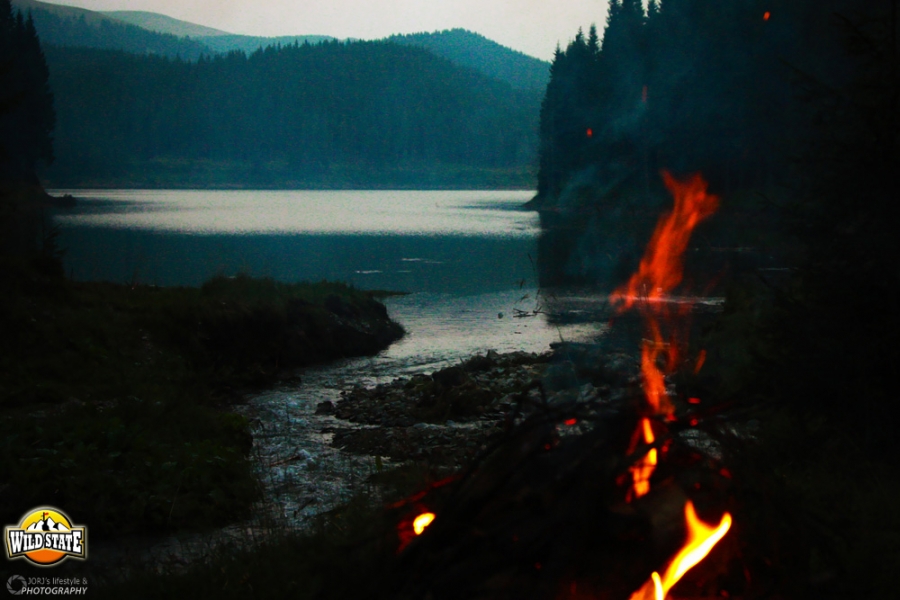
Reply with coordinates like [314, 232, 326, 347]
[384, 396, 736, 600]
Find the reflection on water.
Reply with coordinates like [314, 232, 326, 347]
[51, 189, 537, 236]
[51, 189, 539, 294]
[53, 228, 541, 294]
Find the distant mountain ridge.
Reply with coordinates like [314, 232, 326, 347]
[389, 29, 549, 91]
[102, 10, 231, 38]
[11, 0, 333, 59]
[11, 1, 548, 90]
[12, 0, 211, 58]
[102, 10, 335, 54]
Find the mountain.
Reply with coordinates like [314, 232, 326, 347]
[12, 0, 210, 59]
[13, 2, 546, 92]
[388, 29, 549, 91]
[11, 0, 332, 58]
[102, 10, 230, 38]
[103, 11, 335, 54]
[26, 517, 68, 531]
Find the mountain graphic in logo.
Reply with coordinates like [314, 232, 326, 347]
[25, 514, 70, 532]
[4, 507, 87, 566]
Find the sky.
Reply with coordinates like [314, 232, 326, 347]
[38, 0, 613, 61]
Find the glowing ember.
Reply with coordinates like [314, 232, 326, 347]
[413, 512, 436, 535]
[628, 417, 658, 500]
[763, 11, 771, 21]
[693, 349, 707, 374]
[586, 128, 593, 138]
[629, 501, 732, 600]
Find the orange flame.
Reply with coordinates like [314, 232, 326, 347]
[413, 512, 435, 535]
[763, 11, 770, 21]
[611, 171, 719, 312]
[629, 501, 732, 600]
[612, 172, 718, 499]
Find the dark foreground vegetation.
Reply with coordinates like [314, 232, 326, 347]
[0, 260, 403, 537]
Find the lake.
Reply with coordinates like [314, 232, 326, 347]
[50, 189, 606, 366]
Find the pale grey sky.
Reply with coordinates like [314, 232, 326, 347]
[39, 0, 612, 60]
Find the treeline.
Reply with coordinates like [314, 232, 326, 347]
[530, 0, 874, 287]
[0, 0, 53, 185]
[44, 40, 540, 187]
[0, 0, 56, 258]
[535, 0, 853, 203]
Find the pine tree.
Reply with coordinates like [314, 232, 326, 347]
[0, 4, 55, 183]
[536, 29, 604, 201]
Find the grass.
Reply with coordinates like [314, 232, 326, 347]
[0, 258, 401, 540]
[89, 463, 444, 599]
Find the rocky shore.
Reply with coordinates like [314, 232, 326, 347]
[324, 346, 641, 470]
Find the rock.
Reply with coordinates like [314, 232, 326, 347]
[315, 401, 335, 415]
[432, 365, 467, 389]
[463, 354, 495, 372]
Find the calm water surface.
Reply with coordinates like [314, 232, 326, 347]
[52, 190, 538, 293]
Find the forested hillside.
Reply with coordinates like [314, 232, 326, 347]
[532, 0, 900, 502]
[44, 40, 540, 188]
[531, 0, 868, 286]
[389, 29, 549, 91]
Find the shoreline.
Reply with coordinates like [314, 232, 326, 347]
[0, 266, 404, 545]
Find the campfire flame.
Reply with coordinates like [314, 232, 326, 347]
[612, 170, 719, 496]
[413, 512, 436, 535]
[611, 171, 719, 312]
[612, 171, 731, 597]
[629, 501, 733, 600]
